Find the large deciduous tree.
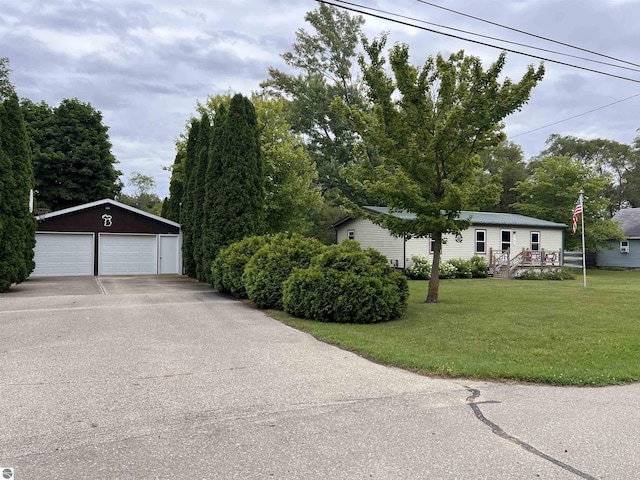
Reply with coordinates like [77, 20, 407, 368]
[538, 134, 640, 215]
[21, 98, 122, 211]
[260, 3, 369, 202]
[335, 37, 544, 303]
[512, 155, 624, 251]
[252, 95, 322, 234]
[0, 57, 14, 99]
[118, 171, 162, 215]
[477, 140, 528, 213]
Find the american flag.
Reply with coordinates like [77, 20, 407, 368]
[572, 196, 583, 234]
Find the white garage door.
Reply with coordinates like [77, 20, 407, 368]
[99, 234, 157, 275]
[33, 233, 94, 276]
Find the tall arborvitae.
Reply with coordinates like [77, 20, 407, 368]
[0, 93, 36, 291]
[181, 119, 200, 278]
[193, 112, 211, 281]
[214, 94, 264, 248]
[201, 103, 227, 283]
[164, 150, 185, 223]
[0, 117, 18, 292]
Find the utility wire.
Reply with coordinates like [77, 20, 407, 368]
[317, 0, 640, 84]
[334, 0, 640, 74]
[415, 0, 640, 69]
[510, 93, 640, 138]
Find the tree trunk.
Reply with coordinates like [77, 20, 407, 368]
[426, 231, 442, 303]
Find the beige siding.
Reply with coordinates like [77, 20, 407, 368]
[336, 218, 405, 267]
[337, 218, 565, 268]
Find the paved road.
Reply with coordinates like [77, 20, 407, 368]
[1, 276, 638, 479]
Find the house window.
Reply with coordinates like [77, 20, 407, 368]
[347, 229, 355, 240]
[530, 231, 540, 251]
[621, 240, 630, 253]
[501, 230, 511, 252]
[475, 229, 486, 254]
[429, 236, 435, 254]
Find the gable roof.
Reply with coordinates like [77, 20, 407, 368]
[35, 198, 180, 228]
[334, 206, 567, 229]
[613, 208, 640, 238]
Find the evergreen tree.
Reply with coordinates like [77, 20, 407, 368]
[160, 197, 168, 218]
[0, 93, 36, 291]
[193, 112, 211, 281]
[214, 94, 264, 245]
[181, 120, 200, 278]
[201, 103, 227, 283]
[163, 150, 185, 222]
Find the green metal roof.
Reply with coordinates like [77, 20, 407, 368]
[357, 206, 567, 229]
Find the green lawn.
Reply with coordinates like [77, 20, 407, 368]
[268, 270, 640, 386]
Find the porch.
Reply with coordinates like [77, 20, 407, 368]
[488, 248, 564, 279]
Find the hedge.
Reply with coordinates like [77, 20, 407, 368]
[243, 234, 326, 309]
[282, 240, 408, 324]
[211, 235, 272, 298]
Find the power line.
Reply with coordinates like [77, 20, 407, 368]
[317, 0, 640, 84]
[510, 93, 640, 138]
[334, 0, 640, 74]
[415, 0, 640, 69]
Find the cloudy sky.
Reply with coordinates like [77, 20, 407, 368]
[2, 0, 639, 198]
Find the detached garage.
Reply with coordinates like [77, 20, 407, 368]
[33, 199, 182, 277]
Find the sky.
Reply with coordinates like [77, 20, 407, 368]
[2, 0, 640, 198]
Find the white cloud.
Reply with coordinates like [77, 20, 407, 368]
[3, 0, 639, 198]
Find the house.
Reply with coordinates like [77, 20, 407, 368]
[597, 208, 640, 268]
[32, 199, 182, 277]
[333, 206, 567, 275]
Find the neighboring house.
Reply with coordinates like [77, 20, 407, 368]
[32, 199, 182, 277]
[597, 208, 640, 268]
[333, 206, 567, 275]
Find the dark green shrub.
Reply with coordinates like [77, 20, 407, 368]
[447, 258, 473, 278]
[470, 255, 489, 278]
[211, 235, 272, 297]
[243, 234, 326, 309]
[282, 241, 409, 323]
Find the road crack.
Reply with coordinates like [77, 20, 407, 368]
[466, 388, 597, 480]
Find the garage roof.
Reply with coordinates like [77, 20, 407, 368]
[35, 198, 180, 228]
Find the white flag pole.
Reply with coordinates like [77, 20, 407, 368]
[580, 192, 586, 288]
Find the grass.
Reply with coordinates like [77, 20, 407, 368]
[267, 270, 640, 386]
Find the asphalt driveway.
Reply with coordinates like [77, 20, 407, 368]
[1, 276, 639, 479]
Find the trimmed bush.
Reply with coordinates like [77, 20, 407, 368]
[282, 240, 409, 324]
[211, 235, 272, 297]
[406, 255, 431, 280]
[470, 255, 489, 278]
[447, 258, 473, 279]
[243, 234, 326, 309]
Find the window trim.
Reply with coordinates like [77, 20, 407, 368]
[475, 229, 487, 254]
[347, 229, 355, 240]
[530, 231, 541, 251]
